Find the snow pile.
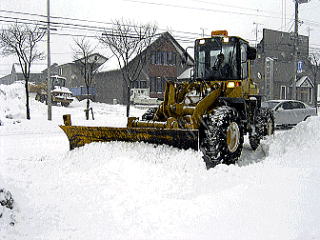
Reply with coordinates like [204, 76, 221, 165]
[1, 83, 320, 239]
[0, 83, 25, 125]
[264, 116, 320, 167]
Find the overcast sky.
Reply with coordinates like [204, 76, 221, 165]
[0, 0, 319, 76]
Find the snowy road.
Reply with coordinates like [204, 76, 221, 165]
[1, 83, 320, 240]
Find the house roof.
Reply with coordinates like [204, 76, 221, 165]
[296, 76, 314, 88]
[73, 53, 108, 65]
[177, 67, 193, 80]
[99, 31, 194, 73]
[12, 63, 47, 74]
[162, 32, 194, 66]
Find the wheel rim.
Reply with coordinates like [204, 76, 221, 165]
[266, 119, 273, 135]
[226, 122, 240, 153]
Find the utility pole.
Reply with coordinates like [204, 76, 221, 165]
[47, 0, 52, 120]
[292, 0, 299, 100]
[293, 0, 310, 100]
[200, 28, 206, 37]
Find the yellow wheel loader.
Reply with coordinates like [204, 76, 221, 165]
[60, 30, 274, 168]
[35, 75, 73, 107]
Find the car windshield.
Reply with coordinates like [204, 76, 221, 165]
[262, 101, 280, 109]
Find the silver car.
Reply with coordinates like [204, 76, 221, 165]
[262, 100, 317, 128]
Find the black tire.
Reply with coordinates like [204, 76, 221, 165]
[200, 106, 244, 169]
[249, 107, 275, 150]
[249, 134, 260, 151]
[141, 107, 158, 121]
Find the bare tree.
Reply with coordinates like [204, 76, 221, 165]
[73, 37, 107, 120]
[99, 19, 157, 117]
[0, 23, 45, 120]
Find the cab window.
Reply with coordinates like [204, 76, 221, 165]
[240, 44, 248, 79]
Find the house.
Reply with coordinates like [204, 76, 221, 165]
[0, 63, 46, 85]
[251, 28, 319, 105]
[95, 32, 194, 104]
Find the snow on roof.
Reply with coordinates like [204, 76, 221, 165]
[177, 67, 193, 80]
[13, 63, 47, 74]
[296, 76, 314, 88]
[73, 53, 108, 65]
[98, 55, 121, 72]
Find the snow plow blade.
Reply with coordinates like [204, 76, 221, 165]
[60, 126, 198, 150]
[60, 115, 198, 151]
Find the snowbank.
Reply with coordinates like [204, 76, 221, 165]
[264, 116, 320, 167]
[0, 82, 320, 239]
[0, 83, 25, 125]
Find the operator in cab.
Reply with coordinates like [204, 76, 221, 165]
[211, 53, 233, 79]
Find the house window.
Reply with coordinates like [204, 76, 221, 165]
[163, 52, 168, 65]
[151, 51, 176, 66]
[140, 80, 147, 88]
[156, 52, 162, 65]
[167, 52, 176, 65]
[132, 80, 139, 88]
[59, 68, 63, 75]
[280, 85, 286, 99]
[150, 77, 166, 93]
[150, 51, 156, 64]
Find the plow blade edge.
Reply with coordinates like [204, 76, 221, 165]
[60, 126, 199, 151]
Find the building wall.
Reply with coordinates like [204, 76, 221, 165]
[41, 63, 89, 89]
[0, 67, 42, 85]
[251, 28, 315, 104]
[95, 70, 124, 104]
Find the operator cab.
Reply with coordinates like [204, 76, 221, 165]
[194, 30, 256, 81]
[51, 75, 67, 88]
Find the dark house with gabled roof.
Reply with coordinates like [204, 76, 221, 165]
[95, 32, 194, 104]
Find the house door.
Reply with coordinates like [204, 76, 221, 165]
[299, 87, 311, 103]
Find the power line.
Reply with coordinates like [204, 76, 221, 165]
[0, 14, 199, 42]
[0, 7, 319, 52]
[121, 0, 288, 20]
[0, 9, 203, 38]
[185, 0, 280, 15]
[2, 6, 320, 43]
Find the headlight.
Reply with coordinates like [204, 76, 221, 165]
[226, 82, 235, 88]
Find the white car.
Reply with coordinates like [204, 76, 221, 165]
[262, 100, 317, 128]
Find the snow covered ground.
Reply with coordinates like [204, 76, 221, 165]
[1, 82, 320, 240]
